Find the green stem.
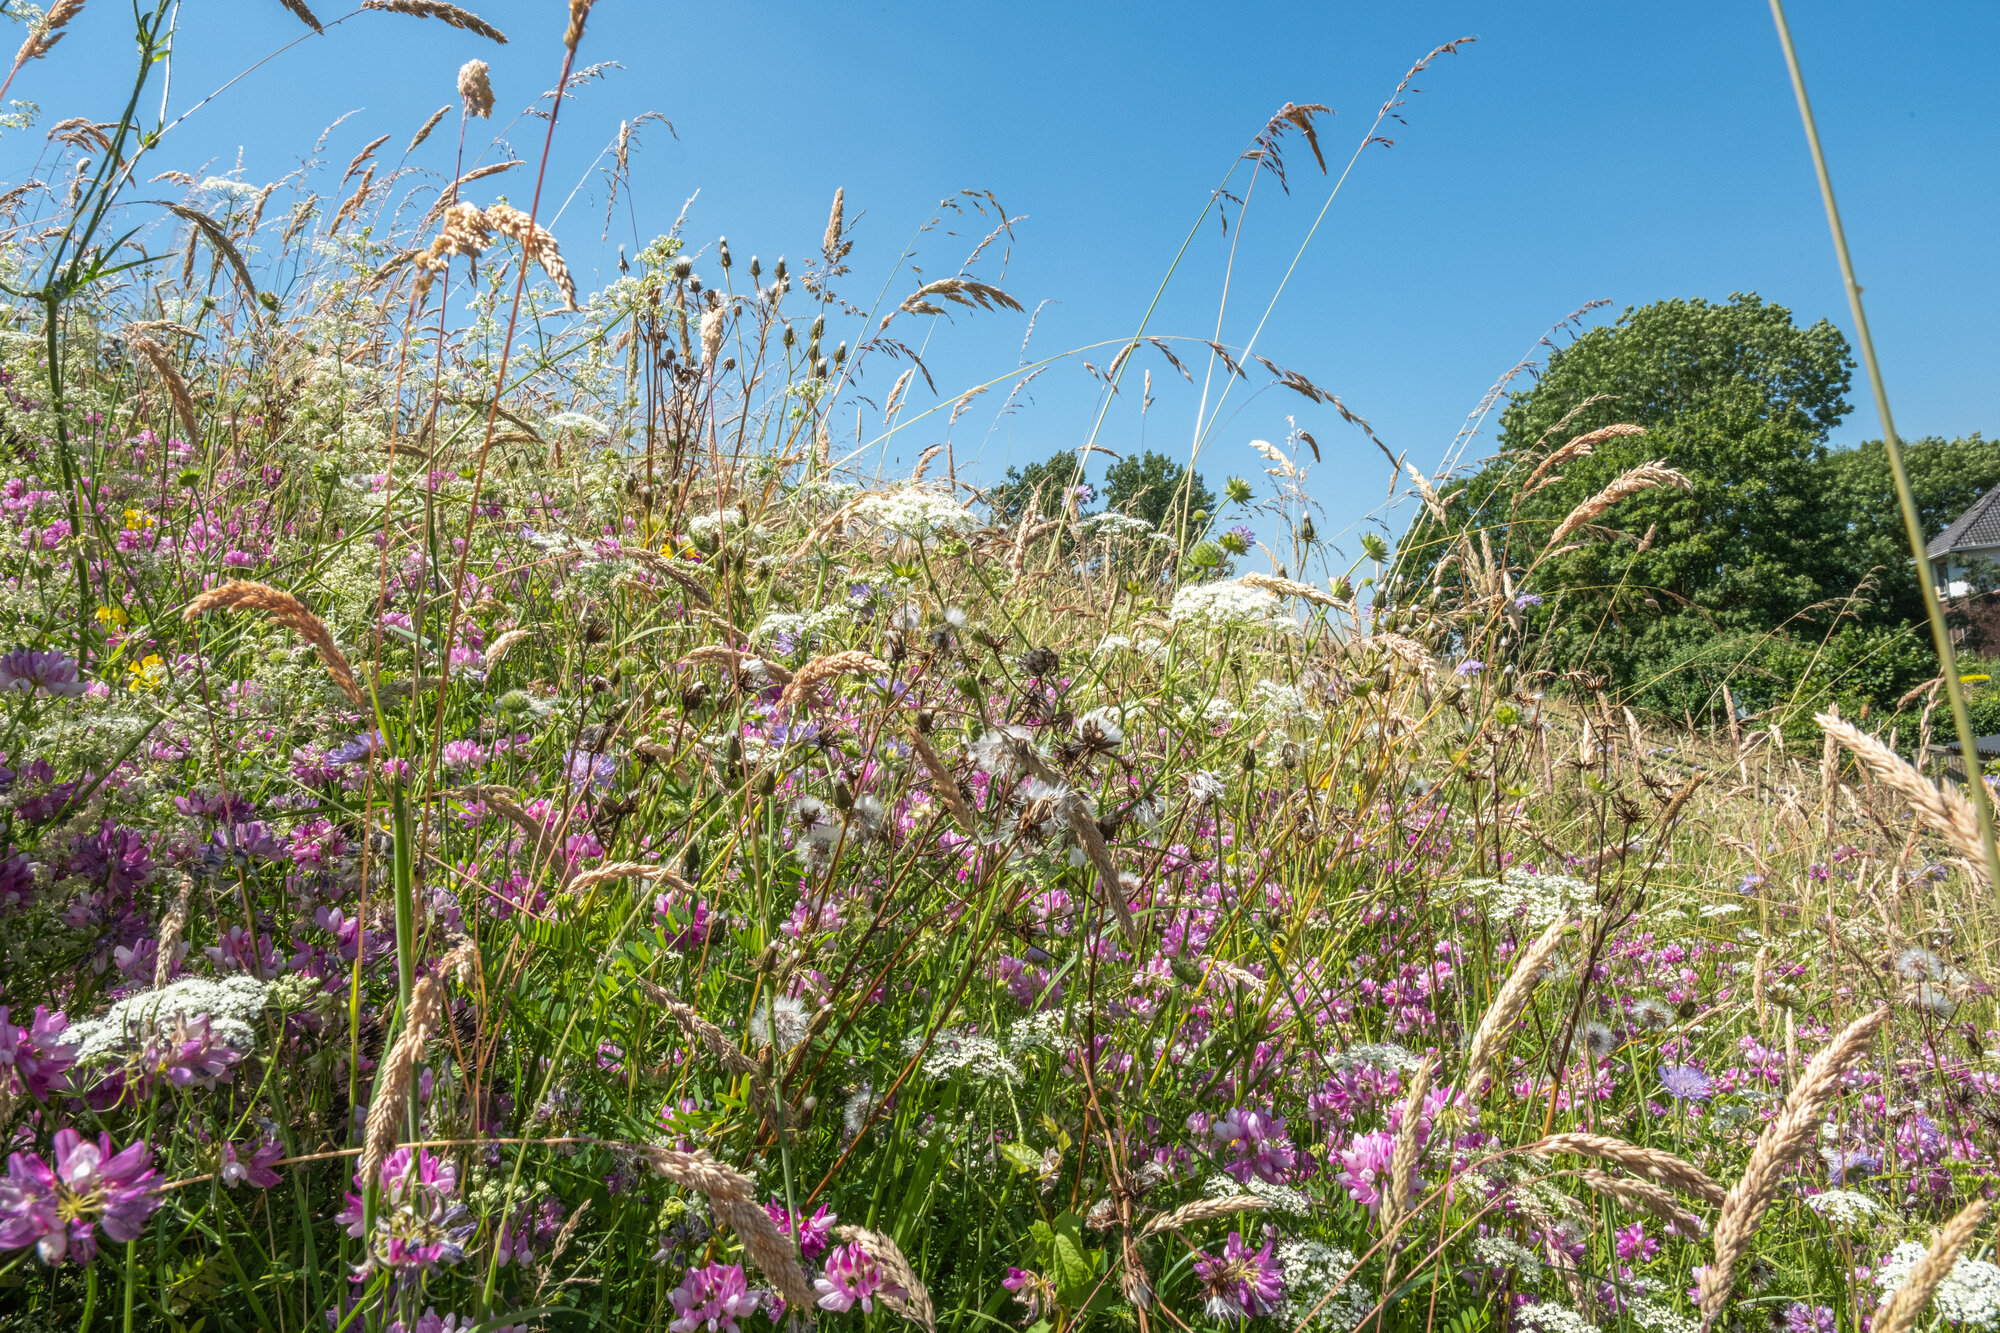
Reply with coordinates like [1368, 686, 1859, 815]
[1766, 0, 2000, 890]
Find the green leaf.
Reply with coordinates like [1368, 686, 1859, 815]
[1000, 1142, 1044, 1175]
[1048, 1214, 1095, 1307]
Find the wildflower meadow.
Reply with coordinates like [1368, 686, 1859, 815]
[0, 4, 1997, 1333]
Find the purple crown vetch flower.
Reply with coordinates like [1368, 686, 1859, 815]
[0, 1128, 160, 1264]
[0, 649, 88, 697]
[667, 1261, 764, 1333]
[814, 1241, 900, 1313]
[1192, 1226, 1285, 1320]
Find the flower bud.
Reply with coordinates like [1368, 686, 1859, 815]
[774, 257, 787, 281]
[671, 256, 693, 281]
[718, 238, 732, 269]
[748, 255, 761, 279]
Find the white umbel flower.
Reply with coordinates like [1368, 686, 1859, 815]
[1168, 579, 1288, 630]
[853, 487, 977, 541]
[1878, 1240, 2000, 1327]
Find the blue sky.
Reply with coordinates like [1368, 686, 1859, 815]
[22, 1, 2000, 568]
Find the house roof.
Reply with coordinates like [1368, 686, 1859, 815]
[1929, 487, 2000, 558]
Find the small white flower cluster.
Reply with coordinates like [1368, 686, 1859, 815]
[1804, 1188, 1879, 1227]
[69, 975, 270, 1064]
[1276, 1240, 1374, 1332]
[1330, 1042, 1423, 1074]
[1006, 1011, 1069, 1052]
[1469, 1234, 1544, 1279]
[1076, 511, 1165, 542]
[1516, 1302, 1594, 1333]
[1202, 1173, 1310, 1215]
[1461, 869, 1595, 929]
[544, 411, 608, 436]
[1167, 579, 1289, 631]
[750, 606, 851, 644]
[853, 487, 978, 541]
[1187, 696, 1241, 729]
[1878, 1240, 2000, 1327]
[1251, 679, 1310, 718]
[688, 508, 745, 541]
[1094, 633, 1168, 661]
[1628, 1299, 1700, 1333]
[902, 1027, 1022, 1084]
[1698, 902, 1744, 918]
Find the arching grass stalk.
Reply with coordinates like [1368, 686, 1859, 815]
[1766, 0, 2000, 890]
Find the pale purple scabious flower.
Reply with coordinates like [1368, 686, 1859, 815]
[0, 1128, 160, 1264]
[1514, 593, 1543, 609]
[1660, 1064, 1712, 1103]
[326, 730, 385, 765]
[219, 1139, 283, 1189]
[815, 1242, 898, 1313]
[668, 1261, 764, 1333]
[0, 649, 88, 697]
[766, 1200, 837, 1260]
[564, 750, 618, 793]
[1455, 659, 1484, 677]
[0, 1005, 75, 1100]
[1335, 1129, 1402, 1213]
[1193, 1226, 1285, 1320]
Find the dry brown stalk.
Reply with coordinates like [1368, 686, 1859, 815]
[361, 0, 506, 43]
[183, 581, 365, 706]
[824, 187, 845, 256]
[1381, 1054, 1435, 1233]
[1138, 1195, 1269, 1238]
[633, 977, 759, 1075]
[484, 203, 578, 311]
[906, 729, 979, 835]
[1578, 1170, 1707, 1235]
[1065, 799, 1142, 950]
[153, 877, 192, 989]
[408, 105, 449, 152]
[1527, 1133, 1724, 1205]
[562, 860, 686, 895]
[563, 0, 595, 52]
[1241, 572, 1345, 609]
[14, 0, 84, 67]
[360, 974, 445, 1188]
[1874, 1199, 1989, 1333]
[624, 548, 712, 605]
[458, 59, 494, 117]
[1816, 712, 1990, 878]
[836, 1225, 936, 1333]
[777, 651, 889, 714]
[1546, 461, 1692, 546]
[122, 332, 198, 440]
[1699, 1005, 1891, 1330]
[484, 626, 532, 666]
[717, 1196, 817, 1317]
[1462, 915, 1571, 1097]
[678, 645, 794, 689]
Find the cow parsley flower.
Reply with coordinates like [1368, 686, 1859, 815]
[1277, 1240, 1373, 1331]
[902, 1027, 1021, 1084]
[1803, 1189, 1878, 1227]
[1168, 579, 1287, 631]
[1877, 1239, 2000, 1327]
[67, 976, 269, 1066]
[853, 487, 976, 541]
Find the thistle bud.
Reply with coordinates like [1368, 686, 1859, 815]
[753, 770, 776, 797]
[810, 314, 825, 342]
[718, 238, 732, 269]
[813, 358, 829, 379]
[748, 255, 761, 279]
[782, 323, 797, 349]
[1300, 516, 1316, 543]
[833, 341, 847, 366]
[672, 256, 693, 281]
[832, 781, 854, 811]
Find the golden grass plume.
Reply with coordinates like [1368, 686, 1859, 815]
[183, 580, 365, 706]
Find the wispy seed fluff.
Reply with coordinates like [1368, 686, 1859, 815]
[458, 59, 494, 118]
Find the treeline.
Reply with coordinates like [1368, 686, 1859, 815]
[1397, 292, 2000, 731]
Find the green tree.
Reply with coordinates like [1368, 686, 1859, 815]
[988, 450, 1085, 524]
[1404, 293, 1858, 702]
[1818, 433, 2000, 622]
[1100, 449, 1214, 542]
